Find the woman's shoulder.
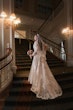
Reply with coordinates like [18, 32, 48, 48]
[34, 40, 38, 45]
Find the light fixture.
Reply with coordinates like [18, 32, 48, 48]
[16, 18, 21, 23]
[0, 11, 21, 27]
[14, 18, 21, 25]
[10, 13, 16, 21]
[62, 27, 73, 35]
[0, 11, 7, 18]
[62, 27, 70, 34]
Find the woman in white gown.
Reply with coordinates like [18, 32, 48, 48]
[28, 34, 62, 100]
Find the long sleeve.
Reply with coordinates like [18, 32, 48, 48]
[32, 41, 38, 56]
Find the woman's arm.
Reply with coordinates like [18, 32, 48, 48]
[30, 42, 38, 57]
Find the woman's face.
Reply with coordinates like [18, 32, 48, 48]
[34, 35, 38, 41]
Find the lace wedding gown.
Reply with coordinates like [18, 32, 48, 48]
[28, 40, 62, 100]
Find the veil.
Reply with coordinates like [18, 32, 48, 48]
[36, 34, 48, 51]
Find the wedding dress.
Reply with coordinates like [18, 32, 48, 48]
[28, 40, 62, 100]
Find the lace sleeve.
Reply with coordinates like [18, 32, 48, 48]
[32, 41, 38, 56]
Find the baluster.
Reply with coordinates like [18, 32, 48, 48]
[60, 41, 66, 61]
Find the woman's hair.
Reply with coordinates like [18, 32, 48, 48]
[36, 34, 43, 50]
[36, 34, 48, 51]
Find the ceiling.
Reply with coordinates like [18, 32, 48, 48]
[37, 0, 62, 9]
[15, 0, 63, 32]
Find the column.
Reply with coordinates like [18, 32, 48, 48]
[29, 41, 31, 50]
[65, 0, 73, 66]
[0, 0, 4, 56]
[10, 0, 17, 73]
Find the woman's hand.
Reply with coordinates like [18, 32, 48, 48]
[27, 50, 33, 56]
[29, 54, 32, 59]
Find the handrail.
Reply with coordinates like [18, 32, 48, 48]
[54, 0, 62, 10]
[40, 34, 60, 47]
[40, 34, 61, 52]
[32, 31, 60, 50]
[41, 34, 73, 62]
[0, 57, 13, 70]
[0, 48, 13, 93]
[0, 48, 12, 61]
[37, 10, 52, 33]
[0, 48, 12, 70]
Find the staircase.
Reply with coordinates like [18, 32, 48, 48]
[16, 52, 32, 70]
[2, 72, 73, 110]
[1, 39, 73, 110]
[15, 38, 65, 70]
[16, 50, 65, 71]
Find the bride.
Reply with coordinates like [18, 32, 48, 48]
[27, 34, 62, 100]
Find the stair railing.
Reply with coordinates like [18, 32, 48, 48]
[37, 34, 73, 64]
[0, 48, 13, 92]
[40, 34, 66, 61]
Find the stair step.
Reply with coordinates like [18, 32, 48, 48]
[5, 91, 73, 103]
[17, 63, 31, 66]
[17, 66, 31, 69]
[16, 62, 63, 65]
[17, 64, 64, 70]
[4, 96, 73, 107]
[13, 72, 73, 81]
[15, 49, 65, 69]
[16, 61, 32, 63]
[13, 76, 73, 83]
